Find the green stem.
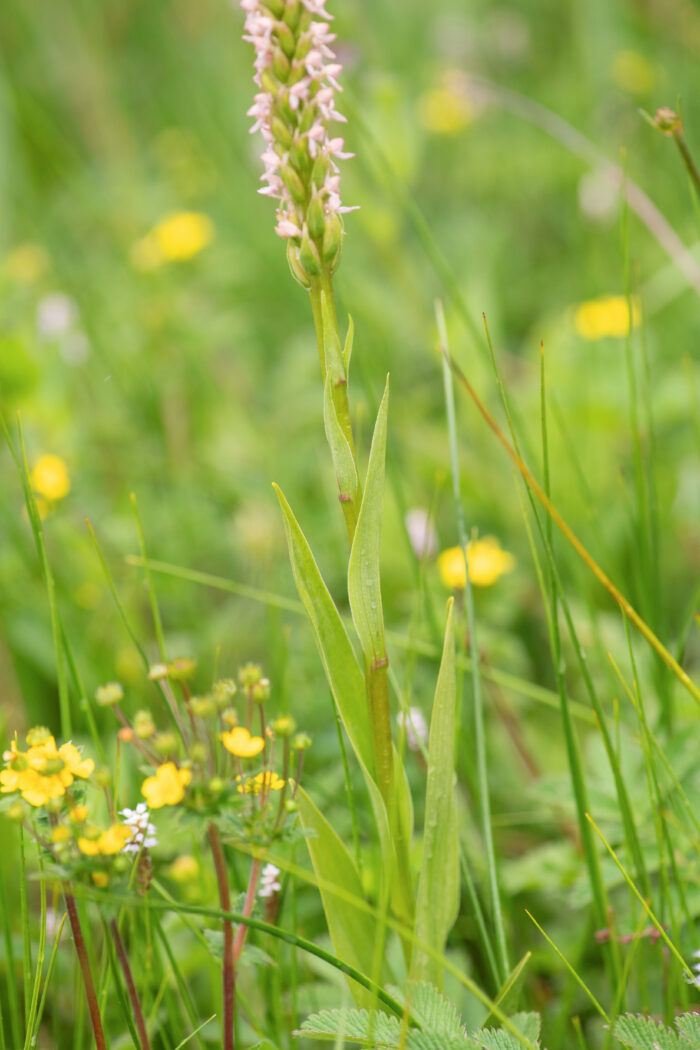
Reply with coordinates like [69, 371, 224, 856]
[207, 825, 235, 1050]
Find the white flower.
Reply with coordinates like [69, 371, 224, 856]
[258, 862, 281, 899]
[397, 708, 429, 752]
[405, 508, 438, 560]
[120, 802, 158, 854]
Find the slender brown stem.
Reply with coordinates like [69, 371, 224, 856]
[674, 132, 700, 197]
[64, 890, 107, 1050]
[208, 823, 235, 1050]
[109, 918, 152, 1050]
[232, 858, 262, 966]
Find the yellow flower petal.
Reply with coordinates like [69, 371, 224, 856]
[141, 762, 191, 809]
[30, 456, 70, 502]
[438, 538, 515, 589]
[573, 295, 641, 340]
[221, 727, 265, 759]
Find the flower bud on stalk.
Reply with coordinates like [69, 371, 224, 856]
[241, 0, 357, 285]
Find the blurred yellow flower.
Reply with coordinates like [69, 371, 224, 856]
[69, 804, 89, 823]
[417, 87, 472, 135]
[236, 771, 285, 795]
[131, 211, 214, 271]
[169, 854, 200, 883]
[77, 825, 131, 856]
[573, 295, 641, 339]
[221, 727, 265, 759]
[92, 872, 109, 887]
[50, 825, 71, 844]
[438, 538, 515, 589]
[141, 762, 191, 808]
[5, 243, 49, 284]
[0, 735, 94, 808]
[611, 51, 654, 95]
[31, 455, 70, 502]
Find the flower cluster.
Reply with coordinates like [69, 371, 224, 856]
[1, 729, 94, 808]
[240, 0, 356, 281]
[438, 537, 515, 590]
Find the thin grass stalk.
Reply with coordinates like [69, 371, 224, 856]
[31, 914, 67, 1050]
[18, 828, 31, 1030]
[130, 493, 167, 662]
[437, 302, 509, 981]
[23, 856, 46, 1050]
[525, 910, 610, 1023]
[109, 919, 152, 1050]
[446, 350, 700, 705]
[0, 841, 21, 1050]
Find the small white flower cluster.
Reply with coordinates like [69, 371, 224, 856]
[397, 707, 429, 753]
[120, 803, 158, 854]
[258, 862, 282, 899]
[240, 0, 356, 271]
[685, 949, 700, 989]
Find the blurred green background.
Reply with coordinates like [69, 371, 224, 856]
[1, 0, 700, 1032]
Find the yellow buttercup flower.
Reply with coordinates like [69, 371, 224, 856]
[92, 872, 110, 888]
[417, 87, 472, 135]
[5, 243, 49, 284]
[141, 762, 191, 809]
[51, 826, 71, 844]
[169, 855, 200, 883]
[131, 211, 214, 271]
[0, 734, 94, 808]
[221, 727, 265, 759]
[69, 805, 89, 823]
[236, 771, 285, 795]
[30, 455, 70, 502]
[573, 295, 641, 340]
[438, 538, 515, 589]
[96, 824, 133, 855]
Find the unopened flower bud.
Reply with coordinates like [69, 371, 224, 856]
[280, 164, 307, 205]
[275, 20, 296, 59]
[134, 710, 156, 739]
[281, 0, 301, 30]
[654, 107, 682, 135]
[70, 805, 88, 823]
[299, 228, 322, 276]
[208, 777, 225, 796]
[290, 135, 311, 174]
[95, 682, 124, 707]
[168, 658, 196, 682]
[292, 732, 312, 751]
[271, 117, 293, 149]
[286, 241, 313, 289]
[45, 796, 65, 814]
[307, 193, 326, 241]
[148, 663, 169, 681]
[26, 726, 52, 747]
[322, 213, 343, 265]
[311, 153, 331, 189]
[51, 825, 71, 845]
[6, 802, 26, 822]
[272, 715, 297, 738]
[95, 766, 112, 788]
[272, 49, 291, 83]
[264, 0, 285, 15]
[118, 727, 134, 743]
[154, 731, 179, 757]
[212, 678, 238, 704]
[284, 798, 299, 813]
[239, 663, 263, 689]
[252, 678, 271, 703]
[221, 708, 239, 728]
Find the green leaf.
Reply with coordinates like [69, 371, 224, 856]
[343, 313, 355, 373]
[347, 376, 392, 798]
[387, 980, 465, 1038]
[473, 1014, 541, 1050]
[406, 1031, 475, 1050]
[324, 368, 359, 509]
[612, 1015, 689, 1050]
[295, 788, 379, 1007]
[273, 483, 374, 774]
[410, 600, 459, 986]
[675, 1014, 700, 1048]
[299, 1007, 401, 1045]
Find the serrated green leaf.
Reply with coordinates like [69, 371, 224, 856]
[474, 1013, 541, 1050]
[406, 1031, 475, 1050]
[295, 788, 379, 1007]
[613, 1015, 689, 1050]
[676, 1014, 700, 1048]
[347, 376, 392, 800]
[273, 483, 374, 775]
[411, 600, 459, 987]
[299, 1006, 402, 1045]
[388, 980, 466, 1038]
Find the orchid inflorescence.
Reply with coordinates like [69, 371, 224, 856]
[241, 0, 356, 283]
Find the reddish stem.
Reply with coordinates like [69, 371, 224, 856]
[64, 890, 107, 1050]
[109, 918, 152, 1050]
[232, 858, 262, 966]
[208, 824, 235, 1050]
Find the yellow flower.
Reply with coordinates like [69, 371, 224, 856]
[1, 734, 94, 808]
[573, 295, 641, 340]
[77, 824, 132, 856]
[141, 762, 191, 809]
[417, 87, 472, 135]
[51, 826, 71, 844]
[236, 771, 286, 795]
[438, 538, 515, 589]
[611, 51, 654, 95]
[169, 855, 200, 883]
[131, 211, 214, 271]
[92, 872, 109, 888]
[30, 455, 70, 502]
[69, 805, 89, 823]
[221, 727, 265, 759]
[5, 243, 49, 284]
